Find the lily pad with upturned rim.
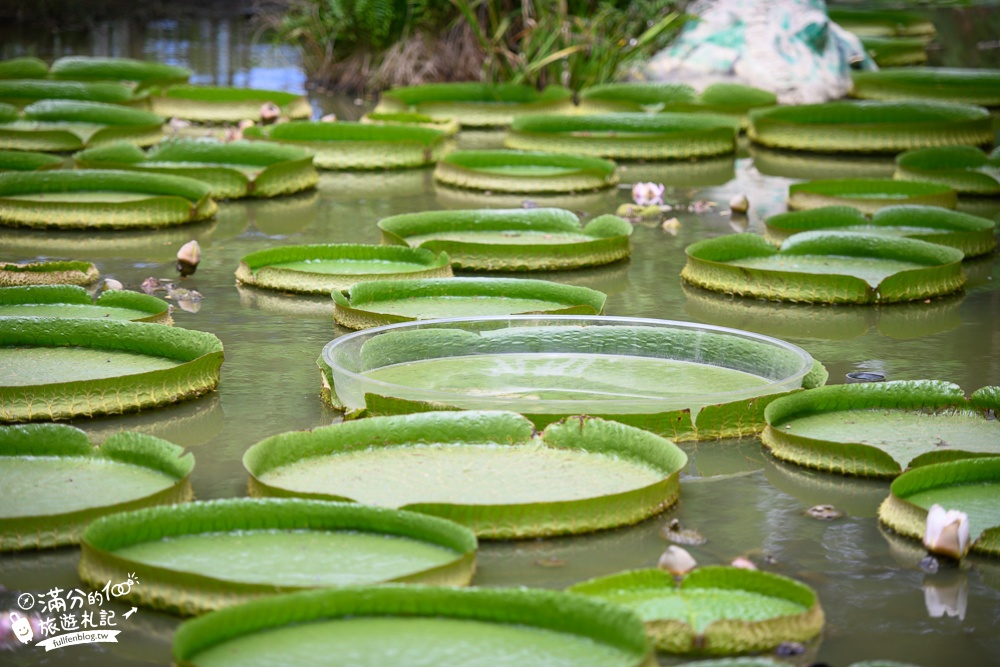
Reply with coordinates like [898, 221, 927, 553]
[0, 423, 194, 550]
[850, 68, 1000, 108]
[762, 381, 1000, 478]
[378, 208, 632, 271]
[0, 169, 217, 229]
[860, 36, 927, 67]
[829, 8, 936, 39]
[682, 231, 966, 304]
[360, 111, 460, 136]
[0, 57, 49, 80]
[74, 139, 319, 199]
[235, 244, 453, 295]
[895, 146, 1000, 196]
[149, 84, 312, 123]
[0, 149, 64, 171]
[0, 260, 98, 286]
[79, 498, 478, 615]
[0, 285, 171, 324]
[244, 411, 687, 539]
[878, 455, 1000, 558]
[332, 277, 607, 329]
[568, 566, 824, 655]
[763, 205, 997, 257]
[787, 179, 957, 214]
[0, 316, 224, 423]
[577, 83, 775, 129]
[0, 99, 165, 152]
[374, 82, 574, 128]
[433, 149, 620, 193]
[0, 79, 142, 107]
[50, 56, 192, 88]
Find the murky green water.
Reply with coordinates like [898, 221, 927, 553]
[2, 8, 1000, 667]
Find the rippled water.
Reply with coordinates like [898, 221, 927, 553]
[2, 9, 1000, 667]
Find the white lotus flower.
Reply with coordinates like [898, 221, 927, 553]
[632, 181, 665, 206]
[657, 545, 697, 576]
[922, 504, 970, 560]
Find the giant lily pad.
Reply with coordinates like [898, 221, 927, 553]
[878, 455, 1000, 558]
[682, 231, 965, 304]
[0, 316, 223, 422]
[505, 113, 739, 160]
[149, 84, 312, 123]
[569, 567, 824, 655]
[0, 100, 164, 151]
[829, 8, 936, 39]
[0, 149, 63, 171]
[749, 146, 896, 181]
[0, 423, 193, 550]
[235, 244, 453, 295]
[851, 68, 1000, 109]
[378, 208, 632, 271]
[361, 111, 460, 136]
[579, 83, 775, 128]
[245, 411, 687, 539]
[332, 278, 607, 329]
[433, 150, 619, 193]
[762, 381, 1000, 478]
[0, 285, 171, 324]
[374, 82, 574, 127]
[787, 179, 957, 214]
[895, 146, 1000, 196]
[0, 57, 49, 80]
[50, 56, 192, 88]
[174, 585, 654, 667]
[318, 315, 823, 441]
[0, 260, 98, 286]
[0, 79, 142, 106]
[79, 498, 477, 615]
[764, 206, 997, 257]
[74, 139, 318, 199]
[244, 121, 444, 170]
[861, 36, 927, 67]
[0, 170, 217, 229]
[748, 101, 993, 153]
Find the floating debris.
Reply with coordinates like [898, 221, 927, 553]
[660, 518, 706, 545]
[661, 217, 682, 235]
[805, 505, 845, 521]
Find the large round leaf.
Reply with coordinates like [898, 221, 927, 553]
[895, 146, 1000, 196]
[850, 68, 1000, 108]
[787, 178, 957, 214]
[0, 57, 49, 80]
[433, 149, 619, 193]
[0, 285, 171, 324]
[829, 8, 936, 39]
[361, 111, 460, 136]
[50, 56, 192, 87]
[374, 82, 574, 127]
[149, 84, 312, 123]
[0, 260, 98, 286]
[0, 79, 141, 106]
[0, 99, 164, 151]
[0, 149, 63, 172]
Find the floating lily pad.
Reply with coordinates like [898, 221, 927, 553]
[0, 149, 63, 171]
[619, 156, 736, 188]
[0, 423, 193, 550]
[0, 260, 98, 286]
[578, 83, 775, 129]
[235, 244, 453, 295]
[0, 316, 223, 422]
[374, 82, 574, 127]
[748, 101, 993, 154]
[505, 113, 739, 160]
[861, 36, 927, 67]
[0, 169, 217, 229]
[895, 146, 1000, 196]
[318, 315, 823, 441]
[851, 68, 1000, 108]
[764, 206, 997, 257]
[569, 567, 824, 655]
[361, 111, 460, 136]
[244, 121, 444, 170]
[749, 146, 896, 181]
[50, 56, 192, 88]
[787, 179, 957, 214]
[682, 231, 965, 304]
[332, 278, 607, 329]
[0, 100, 164, 151]
[74, 139, 318, 199]
[433, 149, 619, 193]
[0, 79, 142, 106]
[245, 411, 687, 539]
[0, 285, 171, 324]
[829, 8, 936, 39]
[878, 455, 1000, 558]
[149, 84, 312, 123]
[0, 57, 49, 80]
[378, 208, 632, 271]
[79, 498, 477, 615]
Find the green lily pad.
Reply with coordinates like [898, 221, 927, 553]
[764, 205, 997, 257]
[149, 84, 312, 123]
[851, 68, 1000, 108]
[332, 277, 607, 329]
[683, 231, 965, 304]
[0, 285, 171, 324]
[244, 121, 444, 170]
[762, 381, 1000, 478]
[0, 260, 98, 286]
[79, 498, 477, 615]
[861, 36, 927, 67]
[577, 82, 699, 113]
[0, 316, 223, 422]
[235, 244, 453, 295]
[506, 112, 739, 160]
[361, 111, 460, 136]
[0, 99, 164, 151]
[0, 57, 49, 80]
[0, 149, 64, 171]
[378, 208, 632, 271]
[433, 149, 620, 193]
[50, 56, 192, 88]
[750, 146, 896, 181]
[0, 423, 193, 550]
[0, 169, 217, 229]
[879, 455, 1000, 558]
[245, 411, 687, 539]
[74, 139, 318, 199]
[569, 567, 824, 655]
[619, 156, 736, 188]
[0, 79, 142, 106]
[787, 179, 957, 214]
[374, 82, 574, 127]
[749, 101, 993, 154]
[829, 8, 936, 39]
[895, 146, 1000, 196]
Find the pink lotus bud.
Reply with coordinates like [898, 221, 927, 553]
[657, 545, 697, 576]
[730, 556, 757, 570]
[260, 102, 281, 124]
[923, 504, 970, 560]
[176, 240, 201, 277]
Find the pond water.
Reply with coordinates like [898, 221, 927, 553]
[2, 8, 1000, 667]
